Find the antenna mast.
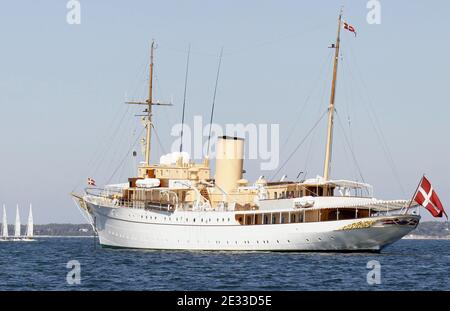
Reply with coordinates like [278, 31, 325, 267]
[323, 9, 343, 181]
[179, 44, 191, 153]
[206, 47, 223, 158]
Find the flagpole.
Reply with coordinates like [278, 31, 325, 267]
[405, 174, 424, 215]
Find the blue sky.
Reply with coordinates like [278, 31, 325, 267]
[0, 0, 449, 223]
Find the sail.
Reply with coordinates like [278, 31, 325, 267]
[2, 204, 8, 238]
[26, 204, 33, 238]
[14, 205, 20, 237]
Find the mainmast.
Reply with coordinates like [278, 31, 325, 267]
[126, 40, 171, 166]
[323, 9, 343, 181]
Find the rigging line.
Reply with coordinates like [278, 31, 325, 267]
[342, 59, 355, 157]
[157, 40, 219, 57]
[118, 130, 136, 182]
[106, 127, 145, 184]
[346, 43, 399, 162]
[95, 105, 132, 169]
[335, 111, 365, 183]
[179, 44, 191, 153]
[151, 123, 167, 155]
[303, 51, 335, 176]
[270, 109, 328, 181]
[207, 47, 224, 157]
[156, 23, 326, 58]
[280, 49, 334, 152]
[101, 110, 135, 179]
[339, 49, 358, 182]
[130, 56, 150, 101]
[346, 44, 405, 195]
[154, 67, 175, 143]
[222, 23, 328, 56]
[72, 103, 131, 192]
[154, 67, 165, 99]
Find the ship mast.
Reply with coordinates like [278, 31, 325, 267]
[323, 9, 343, 182]
[145, 40, 155, 165]
[127, 40, 171, 166]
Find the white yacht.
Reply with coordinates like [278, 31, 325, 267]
[1, 204, 9, 241]
[1, 204, 34, 241]
[13, 205, 21, 241]
[72, 11, 421, 252]
[24, 204, 34, 241]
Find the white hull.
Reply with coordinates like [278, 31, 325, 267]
[86, 202, 419, 252]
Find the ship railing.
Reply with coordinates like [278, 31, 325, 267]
[84, 187, 179, 212]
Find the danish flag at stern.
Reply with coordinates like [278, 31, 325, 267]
[413, 176, 447, 219]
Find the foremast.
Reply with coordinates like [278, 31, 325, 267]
[323, 9, 343, 182]
[126, 40, 171, 166]
[145, 40, 155, 165]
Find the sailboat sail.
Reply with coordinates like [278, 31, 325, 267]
[14, 205, 20, 238]
[26, 204, 33, 238]
[2, 204, 8, 238]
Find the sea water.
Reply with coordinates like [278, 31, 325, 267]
[0, 238, 449, 290]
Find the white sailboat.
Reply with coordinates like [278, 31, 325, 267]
[1, 204, 8, 240]
[24, 204, 34, 241]
[13, 205, 21, 241]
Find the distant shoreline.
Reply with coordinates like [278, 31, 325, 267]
[403, 236, 450, 240]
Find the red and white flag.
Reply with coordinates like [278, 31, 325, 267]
[343, 21, 357, 37]
[87, 177, 96, 186]
[413, 176, 447, 219]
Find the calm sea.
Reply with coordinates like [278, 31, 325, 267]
[0, 238, 449, 291]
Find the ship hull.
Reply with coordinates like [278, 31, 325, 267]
[85, 202, 419, 252]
